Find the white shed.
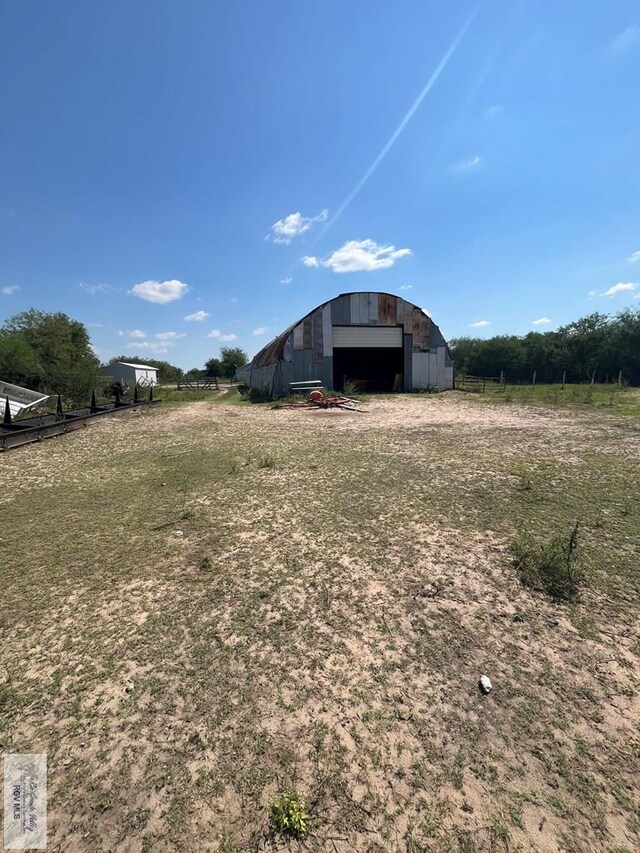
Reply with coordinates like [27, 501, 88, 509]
[101, 362, 159, 387]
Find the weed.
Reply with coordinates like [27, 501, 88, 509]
[198, 556, 213, 572]
[270, 790, 309, 838]
[511, 461, 533, 491]
[257, 454, 276, 469]
[511, 521, 584, 600]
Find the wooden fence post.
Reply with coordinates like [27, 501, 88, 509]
[618, 369, 623, 387]
[562, 370, 566, 390]
[532, 370, 536, 387]
[591, 369, 596, 386]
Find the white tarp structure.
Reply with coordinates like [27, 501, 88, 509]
[1, 380, 49, 419]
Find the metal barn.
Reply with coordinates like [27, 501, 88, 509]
[100, 362, 159, 387]
[238, 292, 453, 397]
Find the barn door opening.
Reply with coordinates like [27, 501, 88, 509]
[331, 326, 404, 392]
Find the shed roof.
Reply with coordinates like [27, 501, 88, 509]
[111, 362, 158, 371]
[1, 380, 49, 419]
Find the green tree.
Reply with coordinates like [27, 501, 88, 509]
[219, 347, 248, 379]
[204, 357, 222, 377]
[0, 333, 41, 388]
[1, 309, 99, 401]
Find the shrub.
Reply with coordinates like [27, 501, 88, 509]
[270, 790, 309, 838]
[511, 521, 584, 601]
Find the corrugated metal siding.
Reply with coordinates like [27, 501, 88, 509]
[333, 326, 403, 348]
[322, 305, 332, 356]
[312, 310, 323, 362]
[331, 294, 350, 324]
[293, 323, 304, 350]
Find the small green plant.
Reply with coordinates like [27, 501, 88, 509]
[270, 790, 309, 838]
[198, 556, 213, 572]
[511, 521, 584, 601]
[511, 461, 533, 491]
[257, 454, 276, 469]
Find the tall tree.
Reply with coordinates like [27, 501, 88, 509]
[219, 347, 248, 379]
[1, 309, 99, 401]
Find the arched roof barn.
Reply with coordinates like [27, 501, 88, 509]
[238, 291, 453, 397]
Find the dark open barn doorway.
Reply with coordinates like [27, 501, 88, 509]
[333, 346, 404, 392]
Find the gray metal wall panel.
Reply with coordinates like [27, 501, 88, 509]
[283, 336, 293, 362]
[368, 292, 378, 324]
[322, 305, 332, 356]
[350, 293, 360, 323]
[312, 310, 323, 361]
[358, 293, 369, 323]
[436, 346, 446, 389]
[428, 353, 438, 386]
[331, 295, 350, 324]
[444, 365, 454, 390]
[293, 323, 304, 349]
[412, 353, 430, 389]
[403, 334, 412, 391]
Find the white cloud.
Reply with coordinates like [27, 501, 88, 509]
[155, 331, 186, 341]
[421, 307, 431, 317]
[269, 209, 328, 244]
[130, 279, 188, 304]
[627, 250, 640, 263]
[280, 277, 292, 285]
[603, 282, 637, 297]
[253, 327, 268, 336]
[469, 320, 491, 327]
[78, 282, 112, 295]
[605, 24, 640, 56]
[398, 284, 413, 291]
[532, 317, 551, 325]
[184, 310, 210, 322]
[450, 155, 481, 173]
[128, 329, 146, 339]
[485, 104, 503, 118]
[132, 341, 173, 353]
[1, 285, 20, 295]
[304, 239, 412, 274]
[208, 329, 238, 341]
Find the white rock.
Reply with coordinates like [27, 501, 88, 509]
[173, 530, 184, 538]
[479, 675, 492, 694]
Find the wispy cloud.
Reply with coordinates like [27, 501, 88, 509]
[605, 24, 640, 56]
[532, 317, 551, 326]
[450, 155, 482, 173]
[280, 277, 292, 285]
[469, 320, 491, 327]
[130, 279, 188, 304]
[627, 250, 640, 263]
[268, 210, 328, 244]
[155, 331, 186, 341]
[129, 329, 146, 339]
[79, 282, 112, 295]
[253, 327, 268, 336]
[303, 239, 411, 274]
[208, 329, 238, 342]
[398, 284, 413, 291]
[485, 104, 503, 118]
[131, 341, 173, 353]
[1, 285, 20, 295]
[184, 310, 210, 322]
[603, 282, 638, 297]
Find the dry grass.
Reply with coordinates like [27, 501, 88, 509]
[1, 394, 639, 852]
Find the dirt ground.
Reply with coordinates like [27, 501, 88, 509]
[1, 394, 639, 852]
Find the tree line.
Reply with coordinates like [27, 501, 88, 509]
[0, 309, 248, 401]
[449, 309, 640, 384]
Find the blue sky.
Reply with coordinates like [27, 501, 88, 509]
[1, 0, 639, 369]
